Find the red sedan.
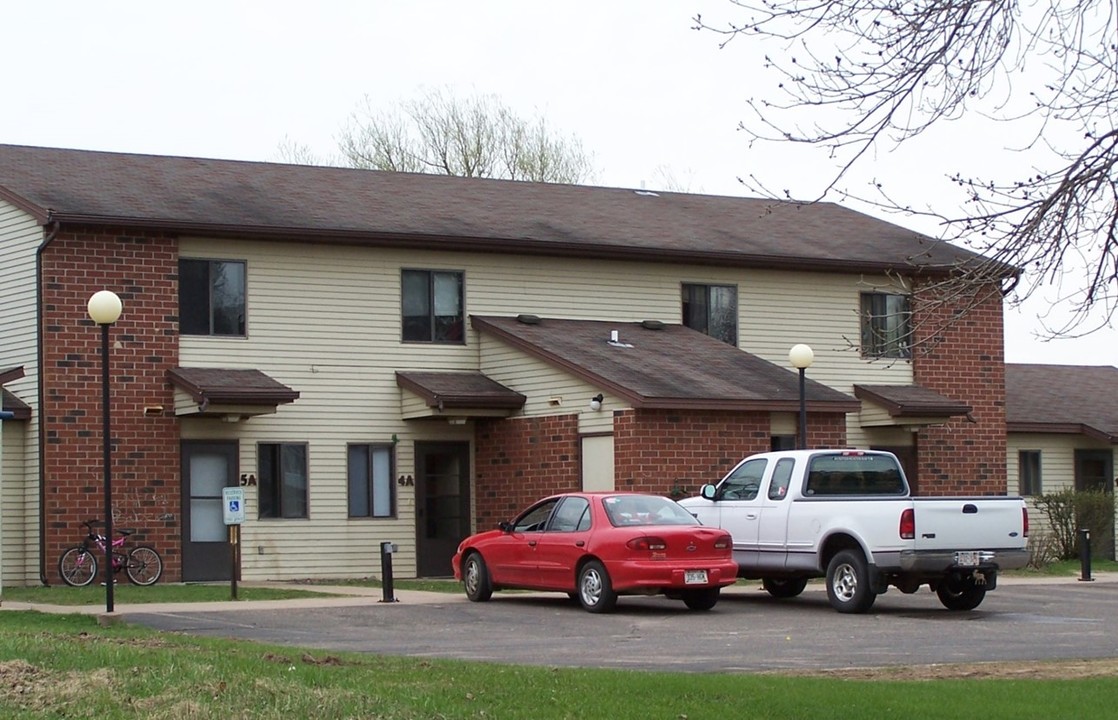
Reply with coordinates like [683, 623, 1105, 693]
[451, 492, 738, 612]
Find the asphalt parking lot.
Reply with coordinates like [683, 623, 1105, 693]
[120, 578, 1118, 673]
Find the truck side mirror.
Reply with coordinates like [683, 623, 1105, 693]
[700, 484, 718, 500]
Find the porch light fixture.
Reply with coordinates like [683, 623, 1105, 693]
[589, 393, 604, 412]
[88, 289, 122, 613]
[788, 344, 814, 450]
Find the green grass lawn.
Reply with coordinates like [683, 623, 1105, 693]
[0, 611, 1115, 720]
[5, 560, 1115, 607]
[0, 578, 464, 606]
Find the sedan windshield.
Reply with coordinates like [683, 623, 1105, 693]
[603, 495, 699, 527]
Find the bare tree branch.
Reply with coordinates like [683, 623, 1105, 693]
[696, 0, 1118, 336]
[335, 89, 595, 184]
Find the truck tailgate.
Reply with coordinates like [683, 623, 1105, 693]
[911, 497, 1027, 551]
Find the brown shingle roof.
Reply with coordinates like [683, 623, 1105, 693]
[1006, 364, 1118, 443]
[471, 315, 859, 412]
[167, 368, 299, 406]
[0, 143, 1000, 275]
[395, 371, 526, 410]
[853, 384, 972, 417]
[0, 367, 30, 420]
[2, 389, 31, 420]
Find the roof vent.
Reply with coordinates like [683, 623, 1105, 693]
[517, 314, 541, 325]
[607, 329, 633, 348]
[641, 320, 665, 331]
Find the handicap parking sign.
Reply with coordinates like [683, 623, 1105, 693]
[222, 487, 246, 525]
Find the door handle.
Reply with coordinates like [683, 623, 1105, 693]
[528, 541, 537, 547]
[575, 541, 585, 547]
[746, 513, 758, 520]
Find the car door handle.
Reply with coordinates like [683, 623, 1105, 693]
[528, 541, 537, 547]
[575, 541, 585, 547]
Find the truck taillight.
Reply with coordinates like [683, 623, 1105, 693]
[627, 537, 667, 552]
[899, 508, 915, 540]
[1023, 507, 1029, 538]
[714, 534, 732, 550]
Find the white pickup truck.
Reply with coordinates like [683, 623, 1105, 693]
[678, 449, 1029, 613]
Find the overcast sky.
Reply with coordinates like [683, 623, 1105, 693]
[2, 1, 1112, 366]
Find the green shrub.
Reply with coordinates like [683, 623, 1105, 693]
[1033, 489, 1115, 560]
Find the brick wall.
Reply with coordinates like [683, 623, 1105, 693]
[473, 409, 849, 527]
[614, 409, 847, 497]
[41, 227, 181, 580]
[912, 282, 1007, 495]
[473, 414, 581, 529]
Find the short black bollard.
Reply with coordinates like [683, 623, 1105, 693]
[379, 541, 400, 602]
[1078, 528, 1094, 582]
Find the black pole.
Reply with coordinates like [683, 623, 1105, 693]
[380, 541, 398, 603]
[1078, 528, 1093, 582]
[101, 322, 114, 613]
[798, 367, 807, 450]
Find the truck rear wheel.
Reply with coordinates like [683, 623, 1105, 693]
[825, 550, 876, 614]
[936, 575, 987, 611]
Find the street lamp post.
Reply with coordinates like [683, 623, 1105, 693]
[88, 290, 122, 613]
[788, 344, 814, 450]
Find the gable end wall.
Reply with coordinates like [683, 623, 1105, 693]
[913, 284, 1007, 495]
[40, 228, 181, 580]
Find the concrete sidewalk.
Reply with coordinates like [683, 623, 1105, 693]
[3, 572, 1115, 618]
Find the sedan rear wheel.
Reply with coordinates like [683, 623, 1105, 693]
[682, 588, 720, 611]
[463, 553, 492, 602]
[578, 560, 617, 613]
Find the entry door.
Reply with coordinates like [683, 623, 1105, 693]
[414, 442, 471, 577]
[182, 441, 238, 581]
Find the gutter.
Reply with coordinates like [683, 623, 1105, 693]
[35, 217, 60, 586]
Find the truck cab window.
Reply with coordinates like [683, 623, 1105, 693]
[768, 458, 795, 500]
[720, 458, 767, 500]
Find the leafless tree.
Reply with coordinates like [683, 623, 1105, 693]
[274, 135, 339, 167]
[336, 89, 595, 184]
[695, 0, 1118, 338]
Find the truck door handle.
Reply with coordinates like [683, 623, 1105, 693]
[746, 513, 758, 520]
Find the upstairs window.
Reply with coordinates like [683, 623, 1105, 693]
[682, 283, 738, 346]
[860, 292, 911, 358]
[179, 259, 246, 336]
[402, 269, 464, 343]
[1018, 450, 1042, 496]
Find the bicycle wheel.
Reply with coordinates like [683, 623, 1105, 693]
[126, 546, 163, 586]
[58, 546, 98, 587]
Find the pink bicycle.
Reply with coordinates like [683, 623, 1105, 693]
[58, 520, 163, 587]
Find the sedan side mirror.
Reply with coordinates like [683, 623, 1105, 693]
[700, 484, 718, 500]
[498, 520, 512, 532]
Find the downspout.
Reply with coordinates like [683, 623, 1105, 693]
[35, 216, 60, 585]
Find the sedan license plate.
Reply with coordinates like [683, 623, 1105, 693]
[955, 551, 980, 567]
[684, 570, 708, 585]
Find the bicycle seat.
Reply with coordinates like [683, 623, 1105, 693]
[117, 528, 136, 536]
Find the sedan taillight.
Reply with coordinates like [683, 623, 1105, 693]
[713, 534, 732, 550]
[627, 537, 667, 551]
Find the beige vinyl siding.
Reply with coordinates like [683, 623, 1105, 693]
[0, 200, 43, 585]
[175, 237, 916, 579]
[1006, 433, 1115, 553]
